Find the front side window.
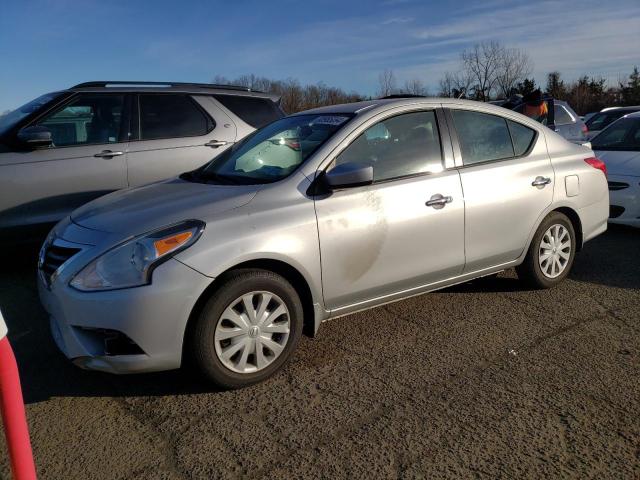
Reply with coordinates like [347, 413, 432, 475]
[334, 111, 443, 182]
[139, 94, 213, 140]
[452, 110, 514, 165]
[188, 113, 352, 184]
[36, 94, 125, 147]
[591, 117, 640, 151]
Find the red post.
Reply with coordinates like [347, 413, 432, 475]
[0, 337, 37, 480]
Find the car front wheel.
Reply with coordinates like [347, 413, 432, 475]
[190, 269, 303, 388]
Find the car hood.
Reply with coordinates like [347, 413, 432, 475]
[71, 177, 259, 234]
[594, 150, 640, 176]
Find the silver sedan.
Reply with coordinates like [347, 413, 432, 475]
[38, 98, 609, 388]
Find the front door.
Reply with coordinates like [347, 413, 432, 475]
[315, 110, 465, 312]
[0, 92, 128, 232]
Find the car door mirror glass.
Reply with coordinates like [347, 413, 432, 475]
[324, 162, 373, 189]
[17, 125, 52, 148]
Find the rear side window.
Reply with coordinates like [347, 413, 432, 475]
[139, 94, 213, 140]
[507, 120, 536, 156]
[554, 105, 574, 125]
[451, 110, 514, 165]
[213, 95, 283, 129]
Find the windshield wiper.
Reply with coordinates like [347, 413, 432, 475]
[181, 170, 241, 185]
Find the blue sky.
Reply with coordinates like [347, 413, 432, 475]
[1, 0, 639, 111]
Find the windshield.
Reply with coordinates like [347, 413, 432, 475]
[586, 110, 637, 131]
[591, 117, 640, 151]
[188, 113, 353, 184]
[0, 92, 66, 136]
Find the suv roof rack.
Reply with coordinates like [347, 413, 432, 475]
[71, 81, 263, 93]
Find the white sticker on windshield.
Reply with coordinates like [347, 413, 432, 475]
[310, 115, 350, 126]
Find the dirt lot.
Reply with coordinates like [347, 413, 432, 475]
[0, 225, 639, 479]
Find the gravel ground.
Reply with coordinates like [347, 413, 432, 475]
[0, 225, 639, 479]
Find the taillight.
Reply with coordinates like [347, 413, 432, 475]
[585, 157, 607, 177]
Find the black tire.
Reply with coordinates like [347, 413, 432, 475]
[516, 211, 576, 289]
[190, 269, 303, 389]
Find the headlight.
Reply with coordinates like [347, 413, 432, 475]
[70, 220, 205, 291]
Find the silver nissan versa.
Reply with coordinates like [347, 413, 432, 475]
[38, 98, 609, 388]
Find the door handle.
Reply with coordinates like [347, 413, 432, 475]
[426, 194, 453, 209]
[94, 150, 124, 158]
[531, 176, 552, 187]
[205, 140, 229, 148]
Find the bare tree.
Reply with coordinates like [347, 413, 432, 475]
[438, 71, 473, 98]
[403, 78, 428, 96]
[377, 69, 397, 97]
[461, 41, 504, 101]
[495, 47, 533, 98]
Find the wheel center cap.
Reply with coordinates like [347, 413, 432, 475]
[249, 326, 260, 338]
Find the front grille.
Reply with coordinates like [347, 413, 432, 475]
[609, 205, 625, 218]
[608, 181, 630, 191]
[40, 244, 81, 279]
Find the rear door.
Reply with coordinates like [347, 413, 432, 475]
[445, 107, 554, 273]
[125, 93, 236, 186]
[0, 92, 129, 231]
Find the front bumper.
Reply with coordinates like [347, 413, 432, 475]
[38, 230, 213, 374]
[608, 174, 640, 228]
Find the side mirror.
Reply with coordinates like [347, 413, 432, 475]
[17, 126, 52, 148]
[324, 162, 373, 189]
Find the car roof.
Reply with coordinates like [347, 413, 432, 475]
[600, 105, 640, 112]
[292, 97, 516, 117]
[624, 111, 640, 118]
[66, 81, 281, 101]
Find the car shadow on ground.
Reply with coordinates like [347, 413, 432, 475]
[0, 224, 637, 403]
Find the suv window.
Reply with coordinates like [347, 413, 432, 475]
[213, 95, 283, 129]
[451, 110, 514, 165]
[335, 111, 443, 182]
[554, 105, 574, 125]
[507, 120, 536, 156]
[36, 93, 125, 147]
[139, 94, 213, 140]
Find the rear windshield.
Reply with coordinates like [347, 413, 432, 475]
[586, 110, 636, 131]
[183, 113, 353, 185]
[591, 117, 640, 151]
[213, 95, 284, 129]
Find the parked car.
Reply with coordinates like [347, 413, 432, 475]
[502, 96, 587, 144]
[0, 81, 284, 244]
[585, 105, 640, 139]
[38, 98, 609, 388]
[590, 111, 640, 227]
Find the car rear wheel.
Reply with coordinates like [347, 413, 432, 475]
[516, 211, 576, 289]
[190, 269, 303, 388]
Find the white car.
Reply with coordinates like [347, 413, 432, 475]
[591, 111, 640, 227]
